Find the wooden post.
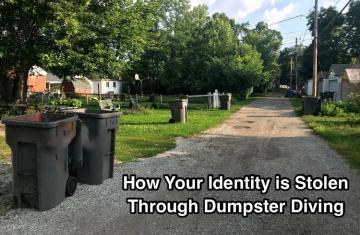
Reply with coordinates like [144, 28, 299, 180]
[160, 95, 163, 105]
[86, 94, 89, 105]
[312, 0, 319, 97]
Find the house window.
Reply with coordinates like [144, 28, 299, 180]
[106, 82, 109, 88]
[113, 82, 116, 88]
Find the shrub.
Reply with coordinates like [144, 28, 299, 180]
[345, 93, 360, 113]
[69, 98, 82, 108]
[321, 102, 346, 117]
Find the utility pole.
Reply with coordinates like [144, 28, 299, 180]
[290, 57, 293, 89]
[312, 0, 318, 97]
[295, 37, 299, 91]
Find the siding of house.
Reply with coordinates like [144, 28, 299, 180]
[91, 80, 122, 95]
[27, 76, 46, 93]
[305, 79, 313, 96]
[341, 80, 351, 101]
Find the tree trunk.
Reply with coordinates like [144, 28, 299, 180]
[21, 70, 29, 102]
[12, 73, 22, 102]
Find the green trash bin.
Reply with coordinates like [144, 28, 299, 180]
[303, 96, 320, 115]
[220, 93, 232, 110]
[72, 109, 121, 185]
[169, 99, 188, 123]
[2, 113, 78, 211]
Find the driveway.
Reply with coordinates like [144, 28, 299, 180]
[0, 97, 359, 234]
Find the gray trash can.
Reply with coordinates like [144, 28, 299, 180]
[220, 93, 232, 110]
[169, 99, 188, 123]
[72, 109, 120, 185]
[2, 113, 78, 211]
[303, 96, 320, 115]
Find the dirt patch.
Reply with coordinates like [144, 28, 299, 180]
[0, 124, 5, 137]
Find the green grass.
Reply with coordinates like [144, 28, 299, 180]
[289, 98, 303, 116]
[0, 136, 11, 163]
[116, 98, 254, 162]
[290, 98, 360, 169]
[0, 98, 254, 163]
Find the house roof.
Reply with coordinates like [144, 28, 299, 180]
[329, 64, 360, 76]
[29, 66, 47, 76]
[46, 73, 63, 84]
[343, 69, 360, 83]
[70, 79, 92, 90]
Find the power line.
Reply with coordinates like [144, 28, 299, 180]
[268, 14, 304, 26]
[283, 38, 312, 45]
[282, 29, 309, 36]
[319, 0, 352, 36]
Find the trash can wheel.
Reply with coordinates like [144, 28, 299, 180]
[65, 176, 77, 197]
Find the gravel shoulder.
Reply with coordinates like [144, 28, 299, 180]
[0, 97, 359, 234]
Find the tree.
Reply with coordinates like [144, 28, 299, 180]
[346, 0, 360, 62]
[42, 0, 158, 80]
[244, 22, 282, 90]
[0, 0, 56, 101]
[279, 45, 304, 87]
[302, 6, 350, 78]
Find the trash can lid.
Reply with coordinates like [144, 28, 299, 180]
[74, 109, 121, 119]
[2, 113, 78, 128]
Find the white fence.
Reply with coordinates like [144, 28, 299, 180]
[187, 90, 221, 109]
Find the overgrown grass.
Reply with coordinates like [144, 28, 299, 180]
[290, 98, 360, 169]
[116, 98, 254, 162]
[0, 136, 11, 163]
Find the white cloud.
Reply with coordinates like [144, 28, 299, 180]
[263, 3, 296, 30]
[191, 0, 267, 19]
[190, 0, 216, 8]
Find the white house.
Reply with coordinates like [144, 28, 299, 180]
[90, 79, 123, 95]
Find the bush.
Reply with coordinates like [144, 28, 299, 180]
[345, 93, 360, 113]
[49, 97, 82, 108]
[321, 102, 346, 117]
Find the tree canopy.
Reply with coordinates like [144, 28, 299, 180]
[0, 0, 284, 102]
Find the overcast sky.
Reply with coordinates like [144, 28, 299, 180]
[190, 0, 350, 48]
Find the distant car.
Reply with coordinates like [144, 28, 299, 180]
[280, 85, 290, 89]
[285, 90, 302, 98]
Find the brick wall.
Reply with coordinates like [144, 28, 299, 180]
[27, 76, 46, 93]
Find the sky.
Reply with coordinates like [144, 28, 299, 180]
[190, 0, 350, 48]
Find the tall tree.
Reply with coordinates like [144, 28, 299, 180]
[302, 6, 350, 77]
[346, 0, 360, 62]
[0, 0, 56, 101]
[42, 0, 158, 79]
[244, 22, 282, 90]
[279, 45, 304, 87]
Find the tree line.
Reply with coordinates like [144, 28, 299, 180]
[0, 0, 283, 103]
[279, 1, 360, 87]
